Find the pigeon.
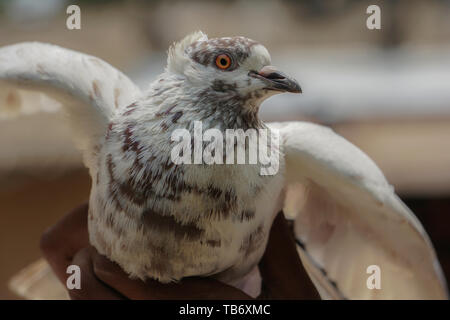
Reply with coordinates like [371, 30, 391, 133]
[0, 31, 448, 299]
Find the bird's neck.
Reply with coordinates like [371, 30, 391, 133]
[146, 72, 265, 131]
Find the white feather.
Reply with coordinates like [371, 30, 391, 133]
[167, 31, 208, 75]
[0, 42, 141, 170]
[269, 121, 448, 299]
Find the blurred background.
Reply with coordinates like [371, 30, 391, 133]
[0, 0, 449, 299]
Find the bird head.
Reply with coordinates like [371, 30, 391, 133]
[166, 31, 301, 109]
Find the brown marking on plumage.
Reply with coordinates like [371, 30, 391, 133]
[191, 50, 205, 66]
[92, 80, 101, 99]
[239, 209, 255, 222]
[205, 239, 221, 247]
[205, 209, 225, 221]
[120, 243, 128, 252]
[155, 104, 177, 117]
[172, 111, 183, 123]
[164, 158, 174, 170]
[142, 208, 204, 241]
[141, 168, 163, 193]
[240, 223, 265, 256]
[148, 256, 174, 278]
[179, 182, 227, 206]
[119, 177, 147, 206]
[106, 155, 126, 212]
[92, 143, 100, 185]
[114, 87, 121, 109]
[206, 185, 222, 199]
[200, 187, 238, 220]
[105, 122, 115, 140]
[123, 102, 138, 116]
[108, 166, 146, 208]
[160, 122, 169, 131]
[147, 241, 170, 258]
[106, 150, 182, 207]
[211, 79, 237, 92]
[189, 36, 258, 70]
[224, 189, 238, 207]
[130, 156, 144, 174]
[122, 124, 141, 154]
[152, 88, 164, 97]
[194, 87, 263, 130]
[105, 210, 126, 237]
[36, 63, 48, 76]
[163, 170, 186, 196]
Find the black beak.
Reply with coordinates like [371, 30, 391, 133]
[249, 65, 302, 93]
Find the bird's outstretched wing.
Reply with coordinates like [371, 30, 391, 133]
[269, 121, 448, 299]
[0, 42, 142, 299]
[0, 42, 141, 169]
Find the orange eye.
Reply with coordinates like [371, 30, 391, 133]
[215, 54, 232, 70]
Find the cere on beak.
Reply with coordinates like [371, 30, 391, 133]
[249, 65, 302, 93]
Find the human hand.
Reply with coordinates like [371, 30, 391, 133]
[40, 203, 319, 299]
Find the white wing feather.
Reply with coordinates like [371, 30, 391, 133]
[0, 42, 142, 299]
[0, 42, 141, 170]
[269, 121, 448, 299]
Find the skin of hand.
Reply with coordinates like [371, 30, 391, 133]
[40, 202, 320, 300]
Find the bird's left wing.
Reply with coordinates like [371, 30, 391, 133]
[268, 121, 448, 299]
[0, 42, 141, 169]
[0, 42, 142, 299]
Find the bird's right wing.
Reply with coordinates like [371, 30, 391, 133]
[0, 42, 141, 169]
[269, 121, 448, 300]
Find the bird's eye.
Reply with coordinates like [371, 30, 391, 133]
[215, 54, 232, 70]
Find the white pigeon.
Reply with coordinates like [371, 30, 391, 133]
[0, 31, 447, 300]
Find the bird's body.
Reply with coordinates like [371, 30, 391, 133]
[1, 32, 448, 299]
[84, 34, 288, 285]
[91, 75, 285, 283]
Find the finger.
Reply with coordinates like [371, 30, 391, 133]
[40, 202, 90, 283]
[92, 252, 162, 299]
[258, 211, 320, 299]
[92, 253, 252, 299]
[68, 247, 123, 300]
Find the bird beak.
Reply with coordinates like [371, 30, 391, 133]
[249, 65, 302, 93]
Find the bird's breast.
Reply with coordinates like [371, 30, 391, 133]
[89, 118, 286, 282]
